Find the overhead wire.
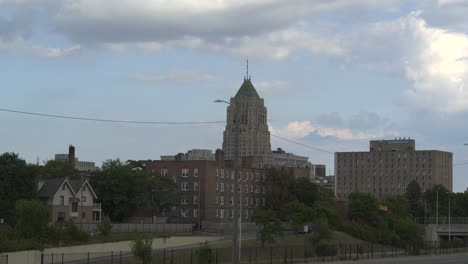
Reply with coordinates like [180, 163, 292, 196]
[0, 107, 336, 155]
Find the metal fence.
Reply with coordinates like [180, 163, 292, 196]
[415, 217, 468, 225]
[36, 240, 468, 264]
[0, 255, 7, 264]
[79, 223, 192, 234]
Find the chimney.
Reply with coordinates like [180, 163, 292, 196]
[68, 145, 76, 165]
[215, 149, 225, 162]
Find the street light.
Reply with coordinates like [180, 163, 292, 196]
[436, 186, 441, 225]
[448, 192, 451, 241]
[215, 99, 240, 264]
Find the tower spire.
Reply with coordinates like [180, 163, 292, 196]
[245, 59, 250, 81]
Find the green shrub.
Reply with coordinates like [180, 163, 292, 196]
[0, 238, 43, 253]
[196, 242, 213, 264]
[97, 216, 112, 236]
[63, 220, 89, 242]
[315, 241, 337, 257]
[131, 236, 153, 264]
[451, 237, 464, 248]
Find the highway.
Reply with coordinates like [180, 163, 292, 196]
[337, 253, 468, 264]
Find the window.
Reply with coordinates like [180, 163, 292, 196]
[220, 183, 224, 192]
[71, 202, 78, 212]
[220, 169, 224, 178]
[216, 169, 219, 177]
[57, 212, 65, 223]
[194, 168, 199, 178]
[216, 209, 219, 217]
[181, 168, 189, 177]
[181, 208, 188, 218]
[161, 169, 168, 176]
[245, 210, 249, 219]
[82, 196, 86, 202]
[220, 196, 225, 205]
[255, 185, 259, 193]
[193, 209, 198, 218]
[255, 198, 259, 206]
[220, 209, 225, 218]
[250, 185, 253, 193]
[216, 196, 219, 204]
[244, 185, 248, 193]
[62, 184, 66, 191]
[181, 196, 188, 204]
[216, 183, 218, 191]
[231, 210, 234, 218]
[256, 173, 259, 181]
[245, 197, 248, 206]
[194, 195, 198, 204]
[194, 182, 199, 191]
[231, 171, 235, 179]
[60, 196, 65, 205]
[250, 173, 253, 180]
[230, 197, 234, 205]
[181, 182, 189, 191]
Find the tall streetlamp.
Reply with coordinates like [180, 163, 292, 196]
[215, 99, 240, 264]
[436, 187, 438, 225]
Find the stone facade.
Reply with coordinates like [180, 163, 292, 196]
[222, 78, 271, 166]
[335, 139, 452, 201]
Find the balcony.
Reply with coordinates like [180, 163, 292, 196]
[93, 203, 102, 211]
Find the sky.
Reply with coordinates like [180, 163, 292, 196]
[1, 0, 468, 192]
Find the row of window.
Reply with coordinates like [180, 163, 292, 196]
[159, 168, 199, 177]
[181, 182, 198, 191]
[180, 208, 198, 218]
[215, 183, 265, 194]
[215, 196, 265, 207]
[215, 208, 253, 219]
[181, 195, 198, 205]
[216, 169, 266, 181]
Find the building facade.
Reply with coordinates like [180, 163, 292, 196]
[143, 150, 267, 225]
[37, 178, 101, 224]
[161, 149, 215, 161]
[222, 77, 271, 166]
[271, 148, 309, 168]
[335, 139, 452, 200]
[55, 145, 97, 172]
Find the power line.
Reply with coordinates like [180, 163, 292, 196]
[0, 108, 225, 125]
[0, 107, 336, 155]
[270, 134, 335, 155]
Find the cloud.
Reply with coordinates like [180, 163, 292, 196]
[271, 120, 399, 141]
[438, 0, 468, 6]
[134, 70, 220, 83]
[342, 11, 468, 113]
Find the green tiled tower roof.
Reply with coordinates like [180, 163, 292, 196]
[235, 78, 260, 98]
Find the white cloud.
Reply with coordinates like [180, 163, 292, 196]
[343, 11, 468, 113]
[438, 0, 468, 6]
[134, 70, 220, 83]
[270, 121, 399, 140]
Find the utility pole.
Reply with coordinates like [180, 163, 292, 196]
[436, 186, 440, 225]
[215, 98, 240, 264]
[80, 175, 84, 229]
[448, 193, 451, 241]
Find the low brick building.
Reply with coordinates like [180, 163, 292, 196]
[142, 150, 267, 226]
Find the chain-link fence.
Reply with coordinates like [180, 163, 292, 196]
[35, 240, 468, 264]
[79, 223, 193, 235]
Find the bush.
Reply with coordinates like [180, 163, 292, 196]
[196, 242, 213, 264]
[131, 236, 153, 264]
[451, 237, 464, 248]
[315, 241, 337, 257]
[63, 220, 89, 242]
[97, 216, 112, 236]
[0, 238, 43, 253]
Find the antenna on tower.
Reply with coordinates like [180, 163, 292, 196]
[245, 59, 250, 81]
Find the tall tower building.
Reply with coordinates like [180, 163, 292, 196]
[222, 71, 271, 166]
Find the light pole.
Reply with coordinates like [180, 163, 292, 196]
[215, 99, 240, 264]
[448, 192, 451, 241]
[436, 186, 441, 225]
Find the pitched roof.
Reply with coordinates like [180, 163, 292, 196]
[37, 178, 74, 198]
[234, 79, 260, 98]
[69, 179, 98, 199]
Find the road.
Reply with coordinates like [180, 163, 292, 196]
[337, 253, 468, 264]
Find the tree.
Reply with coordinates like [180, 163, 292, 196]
[404, 181, 423, 217]
[92, 159, 179, 222]
[0, 153, 38, 225]
[283, 200, 315, 232]
[41, 160, 79, 179]
[97, 216, 112, 236]
[264, 168, 297, 216]
[347, 192, 379, 225]
[423, 185, 450, 217]
[15, 199, 48, 239]
[253, 209, 284, 247]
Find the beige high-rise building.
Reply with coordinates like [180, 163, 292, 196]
[222, 76, 271, 166]
[335, 139, 452, 201]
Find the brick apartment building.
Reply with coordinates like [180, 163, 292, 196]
[143, 150, 267, 226]
[335, 138, 452, 201]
